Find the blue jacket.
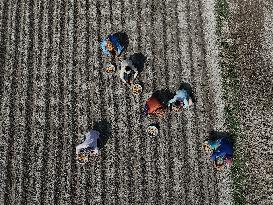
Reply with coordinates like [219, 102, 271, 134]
[210, 138, 233, 161]
[100, 34, 124, 56]
[168, 89, 190, 108]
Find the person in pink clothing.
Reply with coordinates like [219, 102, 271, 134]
[76, 130, 100, 163]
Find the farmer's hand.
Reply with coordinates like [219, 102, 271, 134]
[213, 161, 225, 171]
[90, 149, 99, 157]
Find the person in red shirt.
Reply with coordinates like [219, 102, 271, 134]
[144, 96, 167, 117]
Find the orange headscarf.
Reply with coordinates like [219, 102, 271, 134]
[146, 97, 165, 114]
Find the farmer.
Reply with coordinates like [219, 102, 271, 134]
[167, 89, 193, 110]
[144, 96, 167, 117]
[100, 33, 124, 57]
[203, 136, 233, 170]
[120, 58, 138, 84]
[76, 130, 100, 163]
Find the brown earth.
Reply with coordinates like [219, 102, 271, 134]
[227, 0, 273, 204]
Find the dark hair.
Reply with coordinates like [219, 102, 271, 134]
[174, 100, 181, 106]
[125, 66, 131, 72]
[215, 157, 224, 166]
[79, 148, 86, 154]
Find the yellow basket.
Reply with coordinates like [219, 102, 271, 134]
[131, 83, 143, 94]
[104, 64, 115, 73]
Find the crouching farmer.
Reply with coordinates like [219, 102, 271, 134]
[203, 135, 233, 170]
[167, 89, 193, 111]
[100, 33, 124, 58]
[76, 130, 100, 163]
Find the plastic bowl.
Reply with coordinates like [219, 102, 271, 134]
[146, 125, 159, 136]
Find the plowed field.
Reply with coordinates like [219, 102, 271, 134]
[5, 0, 271, 204]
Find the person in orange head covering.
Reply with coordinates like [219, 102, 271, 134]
[144, 96, 167, 117]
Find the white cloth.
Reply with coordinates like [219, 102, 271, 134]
[76, 130, 100, 155]
[119, 59, 138, 83]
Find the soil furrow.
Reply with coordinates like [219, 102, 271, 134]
[135, 0, 149, 203]
[47, 0, 63, 202]
[152, 22, 170, 205]
[178, 0, 201, 203]
[150, 1, 173, 204]
[160, 1, 179, 204]
[68, 0, 82, 203]
[12, 5, 31, 205]
[56, 1, 75, 203]
[103, 1, 121, 203]
[30, 1, 48, 203]
[121, 0, 146, 204]
[182, 2, 204, 203]
[141, 0, 155, 92]
[170, 2, 191, 204]
[3, 1, 22, 204]
[52, 0, 68, 204]
[15, 0, 35, 203]
[170, 1, 193, 204]
[71, 1, 89, 204]
[82, 1, 92, 202]
[166, 0, 193, 193]
[73, 1, 90, 205]
[88, 0, 106, 203]
[0, 0, 5, 31]
[22, 0, 45, 204]
[7, 2, 28, 204]
[0, 0, 10, 108]
[106, 0, 136, 203]
[0, 0, 15, 120]
[24, 1, 47, 204]
[29, 1, 49, 204]
[90, 0, 111, 204]
[117, 0, 146, 203]
[161, 1, 187, 204]
[141, 1, 162, 204]
[96, 1, 116, 204]
[149, 9, 167, 200]
[181, 0, 213, 204]
[196, 1, 221, 203]
[107, 0, 131, 203]
[228, 0, 273, 204]
[40, 0, 61, 203]
[200, 0, 233, 204]
[39, 1, 56, 204]
[53, 0, 66, 203]
[83, 0, 104, 204]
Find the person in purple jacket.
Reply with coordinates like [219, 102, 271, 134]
[203, 136, 233, 170]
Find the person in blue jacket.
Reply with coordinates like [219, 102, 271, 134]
[167, 89, 193, 111]
[203, 137, 233, 170]
[100, 33, 124, 57]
